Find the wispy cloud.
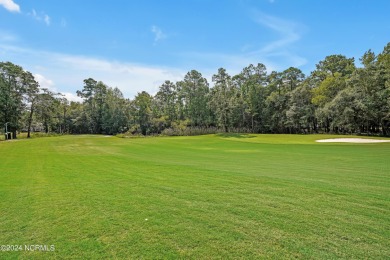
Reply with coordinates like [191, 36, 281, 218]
[0, 1, 51, 26]
[249, 10, 307, 69]
[44, 14, 50, 26]
[0, 43, 185, 99]
[252, 11, 301, 52]
[0, 30, 18, 42]
[0, 9, 307, 99]
[29, 9, 51, 26]
[0, 0, 20, 13]
[151, 25, 167, 44]
[179, 12, 307, 76]
[180, 50, 279, 79]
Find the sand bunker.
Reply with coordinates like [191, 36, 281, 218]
[316, 138, 390, 143]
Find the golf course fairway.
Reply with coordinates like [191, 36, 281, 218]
[0, 134, 389, 259]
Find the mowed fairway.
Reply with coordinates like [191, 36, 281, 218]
[0, 134, 389, 259]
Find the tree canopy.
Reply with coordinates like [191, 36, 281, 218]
[1, 42, 390, 138]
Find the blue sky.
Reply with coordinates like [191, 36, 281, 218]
[1, 0, 389, 100]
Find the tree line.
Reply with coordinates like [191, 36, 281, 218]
[1, 42, 390, 138]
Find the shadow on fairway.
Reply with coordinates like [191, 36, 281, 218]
[216, 133, 255, 139]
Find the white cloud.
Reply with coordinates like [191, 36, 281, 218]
[151, 25, 167, 43]
[34, 73, 55, 90]
[34, 73, 82, 102]
[62, 92, 83, 103]
[29, 9, 51, 26]
[0, 0, 20, 13]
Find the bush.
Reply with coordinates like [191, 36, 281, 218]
[162, 126, 222, 136]
[116, 130, 145, 138]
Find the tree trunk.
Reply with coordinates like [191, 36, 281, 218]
[63, 107, 67, 134]
[27, 106, 34, 138]
[44, 119, 49, 134]
[381, 122, 387, 136]
[251, 115, 254, 133]
[326, 118, 330, 133]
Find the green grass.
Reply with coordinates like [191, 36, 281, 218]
[0, 134, 389, 259]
